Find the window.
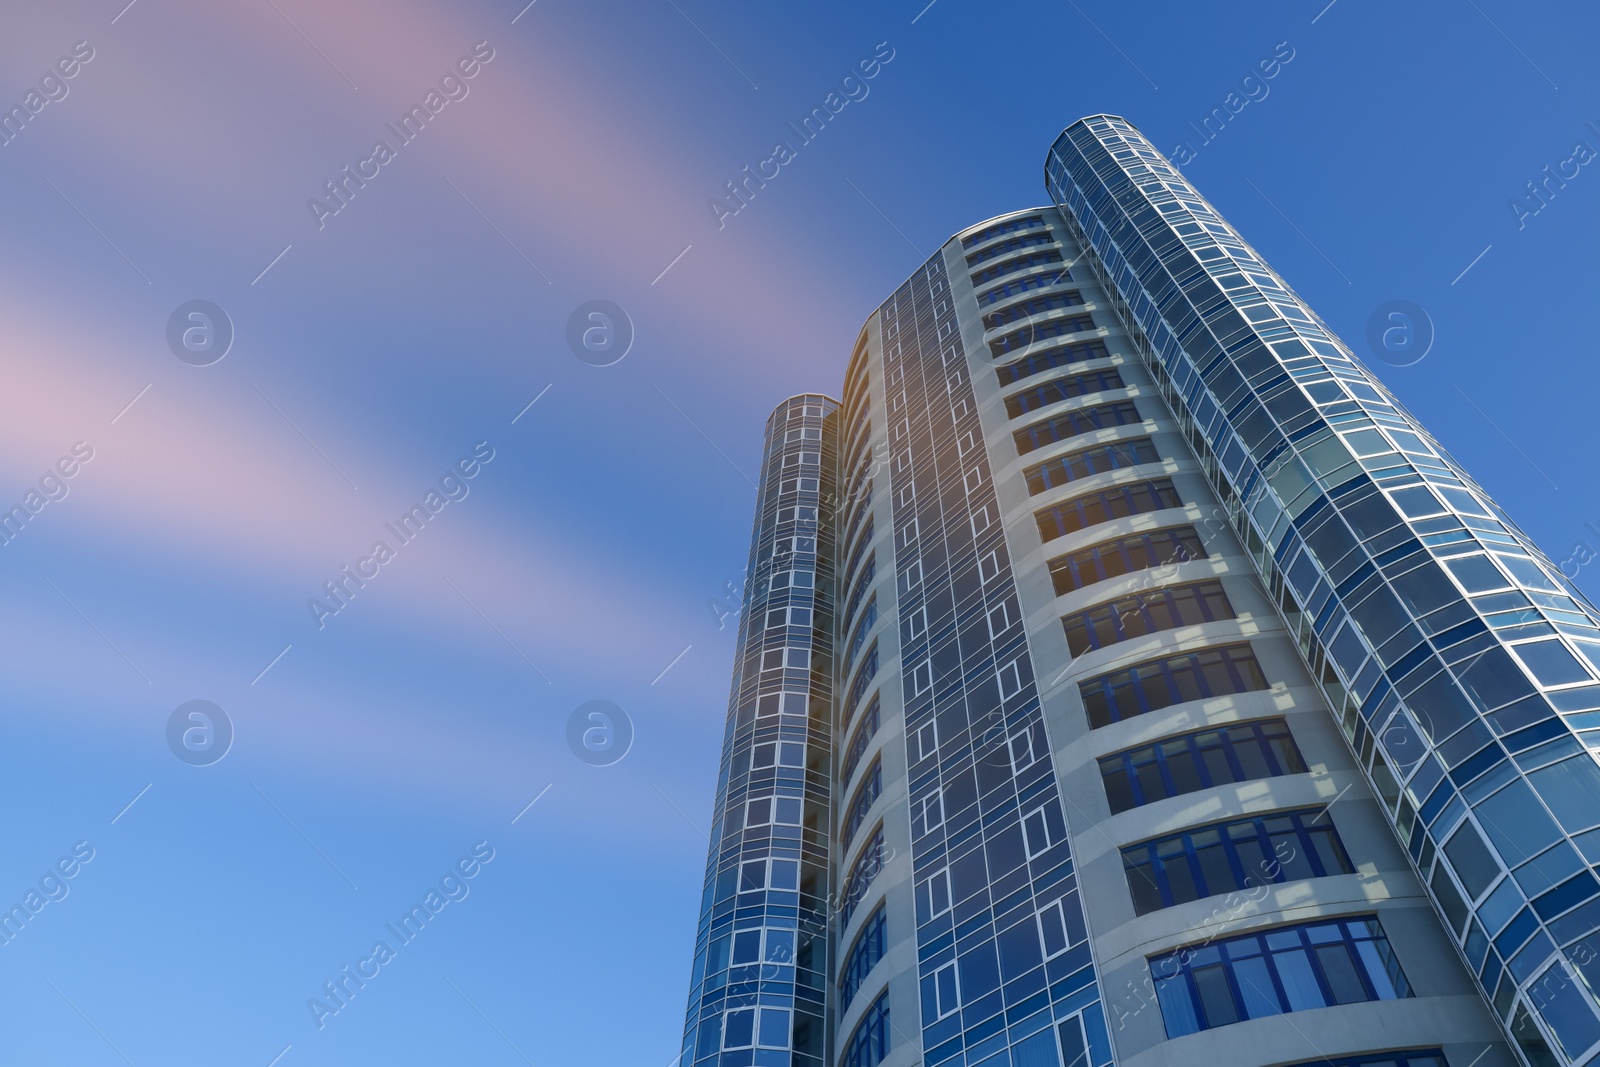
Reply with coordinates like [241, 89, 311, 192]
[1152, 917, 1411, 1037]
[1015, 401, 1140, 455]
[839, 827, 886, 929]
[984, 289, 1087, 330]
[843, 759, 882, 846]
[722, 1003, 790, 1049]
[906, 607, 927, 640]
[841, 697, 881, 785]
[898, 559, 922, 595]
[1062, 579, 1234, 656]
[970, 248, 1065, 287]
[996, 339, 1111, 386]
[728, 927, 796, 968]
[845, 643, 878, 719]
[1122, 808, 1355, 914]
[844, 555, 876, 623]
[755, 690, 807, 717]
[1049, 525, 1204, 594]
[1022, 801, 1066, 857]
[1099, 718, 1306, 813]
[761, 646, 810, 671]
[1008, 727, 1037, 774]
[1277, 1053, 1447, 1067]
[914, 718, 938, 762]
[911, 659, 933, 695]
[925, 961, 960, 1019]
[1005, 368, 1124, 418]
[1079, 644, 1269, 728]
[746, 796, 802, 826]
[1036, 479, 1183, 543]
[739, 857, 796, 895]
[914, 788, 944, 836]
[839, 906, 887, 1010]
[848, 597, 878, 665]
[991, 314, 1097, 357]
[841, 991, 889, 1067]
[965, 230, 1054, 266]
[998, 658, 1025, 699]
[918, 867, 952, 921]
[977, 268, 1073, 306]
[1026, 437, 1159, 494]
[1037, 898, 1083, 959]
[987, 600, 1014, 640]
[751, 740, 804, 769]
[962, 214, 1045, 249]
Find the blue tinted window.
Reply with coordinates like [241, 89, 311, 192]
[1079, 644, 1268, 728]
[1050, 524, 1202, 595]
[842, 759, 882, 846]
[1063, 578, 1233, 656]
[1035, 479, 1182, 543]
[996, 339, 1111, 386]
[1099, 718, 1305, 813]
[992, 314, 1097, 358]
[1122, 808, 1354, 914]
[1152, 917, 1411, 1037]
[839, 906, 886, 1010]
[1026, 436, 1160, 495]
[841, 991, 890, 1067]
[985, 289, 1086, 330]
[1006, 368, 1123, 418]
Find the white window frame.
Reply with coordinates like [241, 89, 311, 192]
[986, 599, 1013, 640]
[912, 659, 933, 695]
[1037, 899, 1075, 960]
[979, 550, 1001, 583]
[1022, 803, 1057, 858]
[1008, 727, 1036, 774]
[915, 788, 944, 835]
[932, 960, 961, 1018]
[998, 658, 1024, 699]
[915, 718, 938, 762]
[907, 607, 928, 640]
[922, 867, 953, 918]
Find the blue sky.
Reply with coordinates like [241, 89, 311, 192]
[0, 0, 1597, 1063]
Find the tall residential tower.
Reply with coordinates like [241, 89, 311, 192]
[679, 115, 1600, 1067]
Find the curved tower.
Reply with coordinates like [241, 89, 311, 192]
[679, 115, 1600, 1067]
[680, 395, 840, 1067]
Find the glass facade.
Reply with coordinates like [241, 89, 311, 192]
[680, 396, 838, 1067]
[678, 114, 1593, 1067]
[1047, 114, 1600, 1066]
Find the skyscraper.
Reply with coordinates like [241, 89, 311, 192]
[679, 115, 1600, 1067]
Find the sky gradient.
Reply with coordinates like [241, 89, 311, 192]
[1, 0, 1598, 1064]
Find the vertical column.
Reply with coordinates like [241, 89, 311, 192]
[681, 395, 839, 1067]
[1048, 114, 1600, 1066]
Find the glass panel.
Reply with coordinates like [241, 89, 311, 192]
[1272, 947, 1325, 1011]
[1231, 956, 1281, 1019]
[1315, 943, 1368, 1004]
[1192, 964, 1239, 1027]
[1155, 972, 1199, 1037]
